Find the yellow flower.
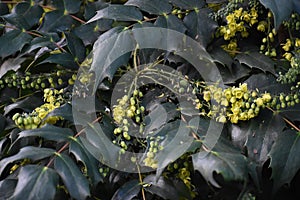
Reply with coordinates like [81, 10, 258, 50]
[283, 52, 293, 61]
[224, 88, 232, 100]
[234, 8, 243, 19]
[239, 112, 248, 120]
[255, 97, 264, 107]
[257, 21, 267, 32]
[282, 39, 292, 51]
[226, 14, 235, 23]
[221, 98, 229, 107]
[229, 114, 239, 123]
[250, 18, 258, 25]
[236, 22, 245, 32]
[217, 115, 227, 123]
[295, 38, 300, 47]
[239, 83, 248, 92]
[219, 26, 227, 35]
[262, 93, 272, 102]
[242, 12, 251, 22]
[203, 91, 211, 102]
[250, 7, 258, 18]
[241, 31, 249, 38]
[232, 87, 244, 99]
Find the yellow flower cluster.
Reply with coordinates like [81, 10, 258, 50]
[12, 88, 64, 130]
[203, 83, 272, 123]
[281, 38, 300, 61]
[218, 7, 258, 41]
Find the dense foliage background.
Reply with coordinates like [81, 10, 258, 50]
[0, 0, 300, 199]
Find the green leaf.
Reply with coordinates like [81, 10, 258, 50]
[39, 10, 74, 32]
[25, 33, 60, 53]
[169, 0, 205, 9]
[111, 179, 141, 200]
[87, 5, 143, 23]
[66, 32, 86, 63]
[259, 0, 296, 28]
[143, 175, 182, 200]
[155, 120, 194, 178]
[235, 51, 276, 74]
[73, 20, 113, 45]
[0, 30, 32, 58]
[230, 110, 285, 165]
[244, 73, 290, 94]
[0, 56, 26, 78]
[183, 9, 218, 48]
[125, 0, 172, 15]
[192, 151, 248, 187]
[11, 165, 59, 200]
[0, 146, 55, 175]
[0, 179, 17, 199]
[2, 2, 43, 30]
[69, 137, 103, 185]
[278, 103, 300, 122]
[155, 15, 187, 33]
[268, 130, 300, 191]
[52, 0, 82, 14]
[17, 124, 74, 142]
[54, 153, 90, 200]
[209, 47, 233, 69]
[4, 95, 43, 115]
[40, 52, 79, 69]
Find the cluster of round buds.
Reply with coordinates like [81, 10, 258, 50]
[0, 70, 76, 92]
[143, 136, 164, 169]
[283, 13, 300, 31]
[271, 93, 300, 110]
[12, 88, 66, 130]
[112, 90, 145, 156]
[209, 0, 245, 21]
[258, 11, 278, 57]
[171, 7, 190, 19]
[202, 83, 273, 123]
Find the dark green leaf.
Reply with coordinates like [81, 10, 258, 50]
[84, 1, 108, 20]
[259, 0, 295, 28]
[0, 179, 17, 199]
[111, 179, 141, 200]
[40, 52, 79, 69]
[192, 151, 248, 187]
[209, 47, 233, 69]
[11, 165, 59, 200]
[155, 15, 187, 33]
[144, 175, 181, 200]
[4, 95, 43, 115]
[17, 124, 74, 142]
[54, 153, 90, 200]
[278, 103, 300, 122]
[184, 9, 218, 48]
[2, 2, 43, 29]
[0, 114, 6, 134]
[169, 0, 205, 9]
[230, 110, 285, 165]
[235, 51, 276, 74]
[0, 146, 55, 175]
[39, 10, 74, 32]
[66, 32, 86, 63]
[0, 56, 25, 78]
[87, 5, 143, 23]
[244, 73, 290, 94]
[52, 0, 81, 14]
[0, 30, 32, 58]
[25, 33, 60, 53]
[155, 120, 194, 178]
[73, 20, 113, 45]
[125, 0, 172, 15]
[69, 137, 103, 185]
[268, 130, 300, 191]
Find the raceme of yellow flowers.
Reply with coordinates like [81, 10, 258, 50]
[12, 88, 65, 130]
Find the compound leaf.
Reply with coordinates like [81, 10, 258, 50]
[54, 153, 90, 200]
[125, 0, 172, 15]
[268, 130, 300, 191]
[88, 5, 143, 23]
[11, 165, 59, 200]
[0, 146, 55, 175]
